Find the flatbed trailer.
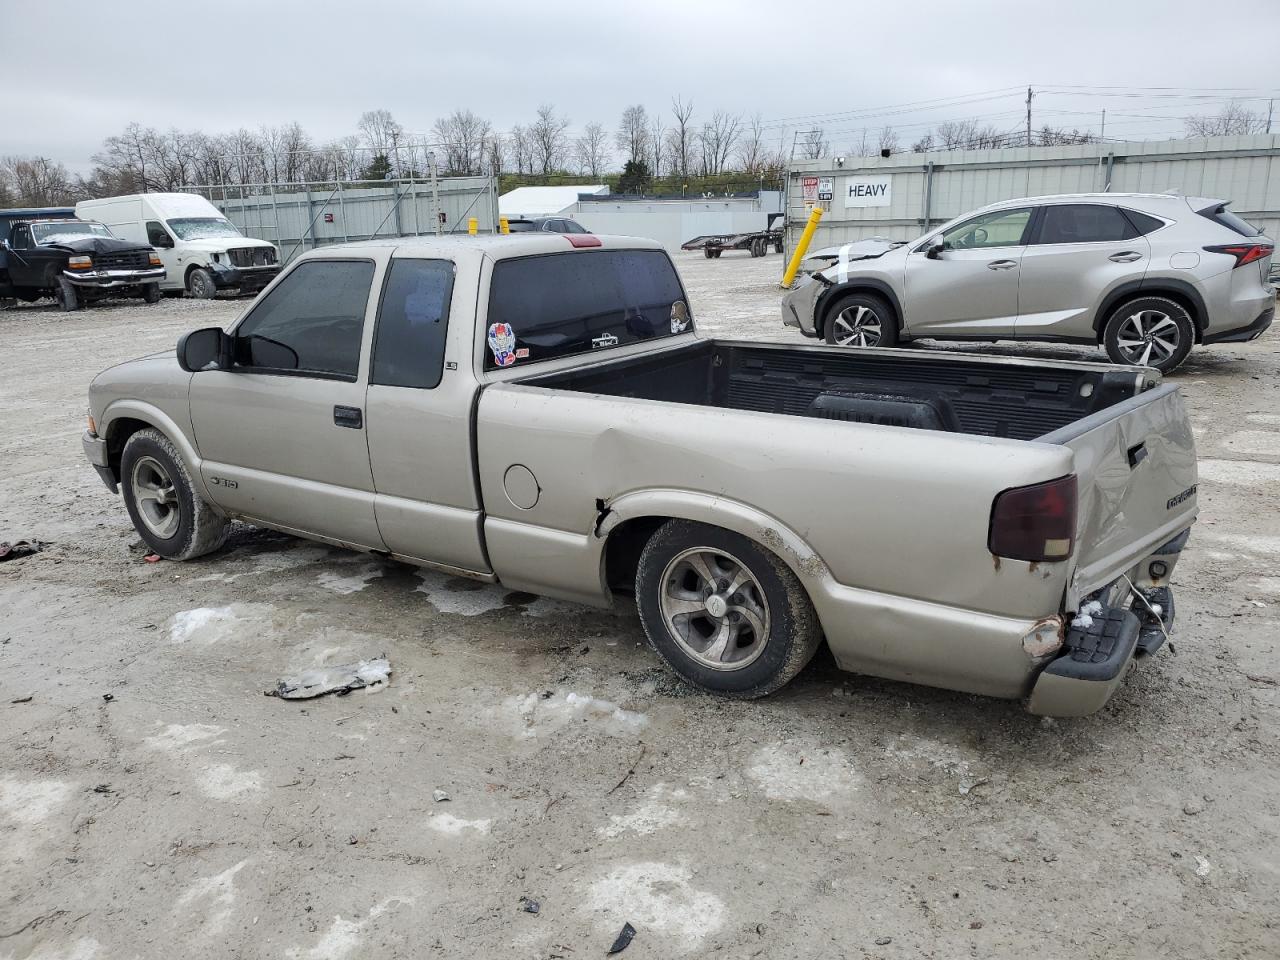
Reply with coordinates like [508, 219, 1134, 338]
[681, 213, 784, 259]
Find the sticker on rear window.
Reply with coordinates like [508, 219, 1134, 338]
[488, 322, 517, 367]
[670, 300, 690, 333]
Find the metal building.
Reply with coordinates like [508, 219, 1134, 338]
[786, 134, 1280, 252]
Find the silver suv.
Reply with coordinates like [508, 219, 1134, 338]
[782, 193, 1275, 372]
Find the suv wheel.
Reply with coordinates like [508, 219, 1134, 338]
[1102, 296, 1194, 373]
[824, 292, 898, 348]
[635, 520, 823, 698]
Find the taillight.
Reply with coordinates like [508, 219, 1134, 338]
[988, 475, 1077, 562]
[1203, 243, 1273, 268]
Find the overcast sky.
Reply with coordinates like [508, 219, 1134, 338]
[4, 0, 1279, 173]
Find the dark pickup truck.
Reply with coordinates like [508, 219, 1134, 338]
[0, 209, 166, 311]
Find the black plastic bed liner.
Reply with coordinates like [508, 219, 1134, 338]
[523, 340, 1144, 441]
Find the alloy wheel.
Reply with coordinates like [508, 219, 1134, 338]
[1115, 310, 1180, 367]
[658, 547, 771, 671]
[831, 305, 882, 347]
[130, 455, 181, 539]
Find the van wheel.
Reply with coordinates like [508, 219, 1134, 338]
[1102, 296, 1194, 373]
[187, 268, 216, 299]
[824, 292, 897, 347]
[142, 284, 162, 304]
[55, 277, 80, 312]
[635, 520, 823, 698]
[120, 428, 230, 560]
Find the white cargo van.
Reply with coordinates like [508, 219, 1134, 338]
[75, 193, 281, 298]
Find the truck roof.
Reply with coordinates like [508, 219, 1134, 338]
[299, 233, 664, 263]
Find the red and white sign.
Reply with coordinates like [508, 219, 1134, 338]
[801, 176, 819, 203]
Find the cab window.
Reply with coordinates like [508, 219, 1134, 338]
[371, 258, 454, 389]
[12, 225, 30, 249]
[233, 259, 374, 380]
[147, 221, 171, 246]
[941, 207, 1033, 250]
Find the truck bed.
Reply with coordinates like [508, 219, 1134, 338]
[523, 340, 1146, 441]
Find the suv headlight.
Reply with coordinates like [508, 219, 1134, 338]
[67, 255, 93, 270]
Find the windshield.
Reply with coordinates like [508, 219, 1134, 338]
[166, 217, 242, 240]
[32, 221, 114, 244]
[506, 220, 536, 232]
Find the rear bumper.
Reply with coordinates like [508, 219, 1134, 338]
[1202, 306, 1274, 344]
[63, 266, 166, 289]
[208, 262, 280, 292]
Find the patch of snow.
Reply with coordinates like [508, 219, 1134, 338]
[415, 571, 507, 615]
[0, 777, 75, 826]
[286, 898, 412, 960]
[316, 563, 384, 595]
[1, 939, 101, 960]
[746, 742, 861, 802]
[1197, 458, 1280, 488]
[886, 735, 975, 778]
[428, 812, 492, 835]
[1071, 599, 1104, 629]
[199, 764, 263, 802]
[175, 859, 248, 936]
[144, 723, 226, 752]
[599, 784, 687, 838]
[1194, 855, 1212, 878]
[1221, 430, 1280, 457]
[504, 691, 649, 739]
[169, 606, 243, 644]
[584, 862, 725, 951]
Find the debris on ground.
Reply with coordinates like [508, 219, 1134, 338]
[433, 789, 450, 803]
[607, 921, 636, 954]
[1195, 855, 1212, 877]
[143, 553, 162, 563]
[265, 658, 391, 700]
[101, 693, 114, 703]
[875, 936, 892, 946]
[959, 777, 990, 796]
[10, 694, 33, 704]
[0, 540, 45, 562]
[519, 896, 540, 914]
[1183, 799, 1206, 816]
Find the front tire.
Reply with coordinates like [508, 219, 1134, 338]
[1102, 296, 1194, 373]
[635, 520, 823, 698]
[120, 428, 230, 560]
[187, 267, 216, 299]
[55, 277, 80, 312]
[142, 283, 162, 304]
[823, 291, 897, 348]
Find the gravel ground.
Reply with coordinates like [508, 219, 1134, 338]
[2, 251, 1278, 959]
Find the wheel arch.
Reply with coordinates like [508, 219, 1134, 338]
[597, 490, 832, 599]
[816, 280, 904, 338]
[100, 401, 207, 496]
[1093, 279, 1207, 345]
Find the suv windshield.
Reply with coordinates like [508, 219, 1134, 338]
[166, 217, 242, 240]
[486, 249, 691, 369]
[32, 221, 114, 244]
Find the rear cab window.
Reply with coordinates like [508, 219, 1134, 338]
[371, 258, 454, 389]
[484, 248, 692, 370]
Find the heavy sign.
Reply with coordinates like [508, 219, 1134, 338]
[843, 176, 892, 209]
[802, 176, 819, 202]
[817, 177, 833, 202]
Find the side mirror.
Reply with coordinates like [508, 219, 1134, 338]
[925, 239, 946, 260]
[177, 327, 230, 372]
[152, 235, 174, 249]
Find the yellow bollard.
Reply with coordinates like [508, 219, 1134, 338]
[499, 216, 510, 235]
[468, 217, 478, 235]
[780, 205, 824, 289]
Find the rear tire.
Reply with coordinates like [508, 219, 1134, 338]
[823, 291, 897, 348]
[1102, 296, 1194, 373]
[635, 520, 823, 698]
[120, 428, 230, 560]
[703, 247, 716, 259]
[55, 277, 79, 312]
[187, 267, 216, 299]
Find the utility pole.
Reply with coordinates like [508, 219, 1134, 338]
[1100, 109, 1106, 142]
[1268, 99, 1274, 134]
[1025, 86, 1034, 147]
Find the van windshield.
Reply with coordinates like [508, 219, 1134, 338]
[166, 217, 242, 240]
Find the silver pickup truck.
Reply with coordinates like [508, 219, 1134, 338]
[83, 234, 1198, 716]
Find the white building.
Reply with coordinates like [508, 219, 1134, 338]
[498, 185, 608, 219]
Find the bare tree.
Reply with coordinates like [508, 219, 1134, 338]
[647, 114, 667, 178]
[1037, 125, 1097, 146]
[934, 119, 978, 150]
[697, 111, 742, 175]
[432, 109, 493, 175]
[529, 104, 571, 174]
[1184, 101, 1268, 137]
[0, 156, 74, 205]
[796, 128, 828, 160]
[877, 126, 900, 155]
[616, 105, 649, 165]
[670, 96, 695, 179]
[508, 125, 533, 174]
[736, 113, 769, 174]
[357, 109, 403, 155]
[911, 132, 935, 153]
[574, 122, 610, 177]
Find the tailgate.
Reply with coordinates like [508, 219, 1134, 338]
[1040, 382, 1197, 604]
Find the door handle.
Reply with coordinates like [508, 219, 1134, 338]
[986, 259, 1018, 270]
[1109, 251, 1144, 263]
[333, 405, 363, 429]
